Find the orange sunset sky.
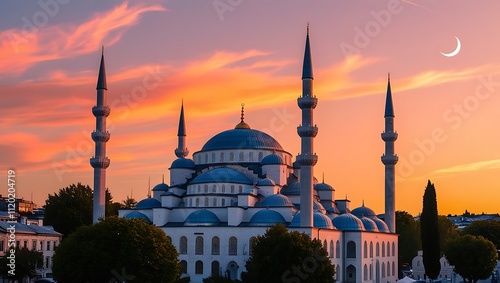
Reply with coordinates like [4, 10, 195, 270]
[1, 1, 500, 216]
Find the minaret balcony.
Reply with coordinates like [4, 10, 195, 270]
[296, 153, 318, 166]
[90, 157, 110, 169]
[297, 125, 318, 138]
[92, 105, 111, 117]
[297, 96, 318, 109]
[381, 131, 398, 142]
[91, 131, 111, 142]
[381, 154, 399, 165]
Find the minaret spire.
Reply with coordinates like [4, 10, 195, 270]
[90, 48, 111, 223]
[297, 26, 318, 227]
[381, 73, 398, 233]
[174, 101, 189, 158]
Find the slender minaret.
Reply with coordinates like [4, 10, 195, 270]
[297, 25, 318, 227]
[381, 74, 398, 233]
[174, 101, 189, 158]
[90, 48, 111, 224]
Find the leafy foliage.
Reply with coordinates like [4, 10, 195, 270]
[0, 248, 43, 281]
[462, 220, 500, 249]
[396, 211, 421, 269]
[52, 217, 180, 283]
[420, 180, 441, 279]
[444, 235, 498, 283]
[241, 224, 335, 283]
[203, 275, 241, 283]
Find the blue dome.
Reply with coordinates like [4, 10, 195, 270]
[332, 213, 366, 231]
[136, 198, 161, 209]
[201, 128, 283, 151]
[351, 205, 377, 218]
[313, 200, 326, 213]
[249, 210, 287, 226]
[152, 183, 169, 192]
[184, 210, 221, 226]
[261, 154, 284, 165]
[360, 217, 379, 232]
[256, 194, 294, 207]
[191, 167, 253, 185]
[314, 182, 334, 191]
[289, 212, 335, 229]
[125, 211, 151, 223]
[257, 178, 276, 186]
[370, 217, 390, 233]
[281, 181, 301, 195]
[170, 158, 195, 169]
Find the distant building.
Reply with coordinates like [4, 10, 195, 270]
[0, 196, 36, 215]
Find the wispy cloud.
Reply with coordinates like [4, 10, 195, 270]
[431, 159, 500, 176]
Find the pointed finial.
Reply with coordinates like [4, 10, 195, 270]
[162, 174, 165, 184]
[388, 72, 390, 82]
[307, 22, 310, 35]
[384, 72, 394, 117]
[362, 199, 365, 207]
[148, 177, 151, 198]
[240, 103, 245, 123]
[96, 47, 107, 90]
[235, 103, 250, 129]
[322, 172, 325, 183]
[101, 45, 104, 56]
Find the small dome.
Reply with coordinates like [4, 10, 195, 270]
[257, 178, 276, 187]
[136, 198, 161, 209]
[124, 211, 151, 223]
[170, 158, 195, 169]
[314, 182, 334, 191]
[249, 210, 287, 226]
[360, 217, 379, 232]
[370, 217, 390, 233]
[289, 212, 335, 229]
[281, 181, 301, 195]
[191, 167, 253, 185]
[256, 194, 294, 207]
[261, 154, 284, 165]
[332, 213, 365, 231]
[184, 210, 221, 226]
[351, 204, 377, 218]
[152, 183, 169, 192]
[313, 200, 326, 214]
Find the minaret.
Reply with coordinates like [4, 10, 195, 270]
[381, 74, 398, 233]
[297, 25, 318, 227]
[90, 48, 111, 224]
[174, 101, 189, 158]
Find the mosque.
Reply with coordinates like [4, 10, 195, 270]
[95, 29, 400, 282]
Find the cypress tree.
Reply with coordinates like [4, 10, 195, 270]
[420, 180, 441, 280]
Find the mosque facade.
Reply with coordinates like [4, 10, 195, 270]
[114, 30, 399, 283]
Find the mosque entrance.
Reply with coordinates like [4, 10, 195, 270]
[226, 261, 239, 280]
[346, 264, 356, 283]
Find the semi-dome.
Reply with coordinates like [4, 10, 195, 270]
[289, 212, 335, 229]
[124, 211, 151, 223]
[371, 217, 390, 233]
[256, 194, 294, 207]
[314, 182, 334, 191]
[332, 213, 366, 231]
[201, 128, 283, 151]
[360, 216, 379, 232]
[152, 183, 169, 192]
[256, 178, 276, 186]
[249, 210, 287, 226]
[191, 167, 253, 185]
[281, 181, 319, 197]
[170, 158, 195, 169]
[261, 153, 284, 165]
[351, 204, 377, 218]
[136, 198, 161, 209]
[184, 210, 221, 226]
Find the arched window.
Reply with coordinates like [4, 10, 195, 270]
[346, 241, 356, 258]
[239, 152, 244, 161]
[369, 263, 373, 279]
[249, 152, 254, 161]
[204, 185, 208, 193]
[211, 261, 220, 276]
[213, 198, 217, 206]
[231, 185, 235, 193]
[229, 237, 237, 255]
[212, 185, 216, 193]
[211, 152, 215, 162]
[258, 152, 263, 161]
[335, 240, 340, 258]
[387, 261, 390, 277]
[392, 261, 395, 276]
[363, 241, 368, 258]
[195, 236, 204, 255]
[376, 242, 380, 256]
[196, 198, 200, 207]
[382, 262, 385, 278]
[329, 240, 334, 258]
[189, 198, 193, 207]
[392, 242, 395, 256]
[195, 260, 203, 274]
[382, 242, 385, 257]
[230, 152, 234, 161]
[387, 241, 390, 257]
[198, 185, 201, 193]
[205, 154, 208, 163]
[180, 260, 187, 274]
[179, 236, 187, 254]
[323, 240, 327, 255]
[239, 185, 242, 193]
[204, 197, 209, 207]
[167, 236, 172, 243]
[370, 241, 373, 258]
[220, 152, 224, 162]
[221, 199, 226, 206]
[417, 260, 420, 267]
[249, 237, 257, 256]
[222, 185, 226, 193]
[212, 237, 220, 255]
[364, 264, 368, 280]
[336, 265, 340, 281]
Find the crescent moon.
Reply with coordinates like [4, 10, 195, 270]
[441, 36, 461, 57]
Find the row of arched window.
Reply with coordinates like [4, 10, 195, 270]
[195, 151, 290, 164]
[188, 184, 244, 195]
[362, 261, 396, 280]
[323, 239, 341, 258]
[187, 197, 236, 207]
[363, 241, 396, 258]
[320, 239, 396, 259]
[179, 236, 250, 256]
[180, 260, 220, 275]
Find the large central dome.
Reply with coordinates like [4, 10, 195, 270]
[201, 128, 284, 151]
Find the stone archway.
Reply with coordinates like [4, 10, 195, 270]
[346, 264, 356, 283]
[226, 261, 239, 280]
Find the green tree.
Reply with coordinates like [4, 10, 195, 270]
[52, 217, 180, 283]
[122, 196, 138, 208]
[241, 224, 335, 283]
[396, 211, 421, 272]
[420, 180, 441, 280]
[44, 183, 115, 236]
[462, 220, 500, 249]
[444, 235, 498, 283]
[437, 215, 459, 248]
[0, 247, 43, 282]
[203, 275, 241, 283]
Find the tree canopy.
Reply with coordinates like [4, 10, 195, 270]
[52, 217, 180, 283]
[444, 235, 498, 283]
[241, 224, 335, 283]
[420, 180, 441, 279]
[396, 211, 421, 269]
[462, 220, 500, 249]
[0, 248, 43, 282]
[44, 183, 117, 236]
